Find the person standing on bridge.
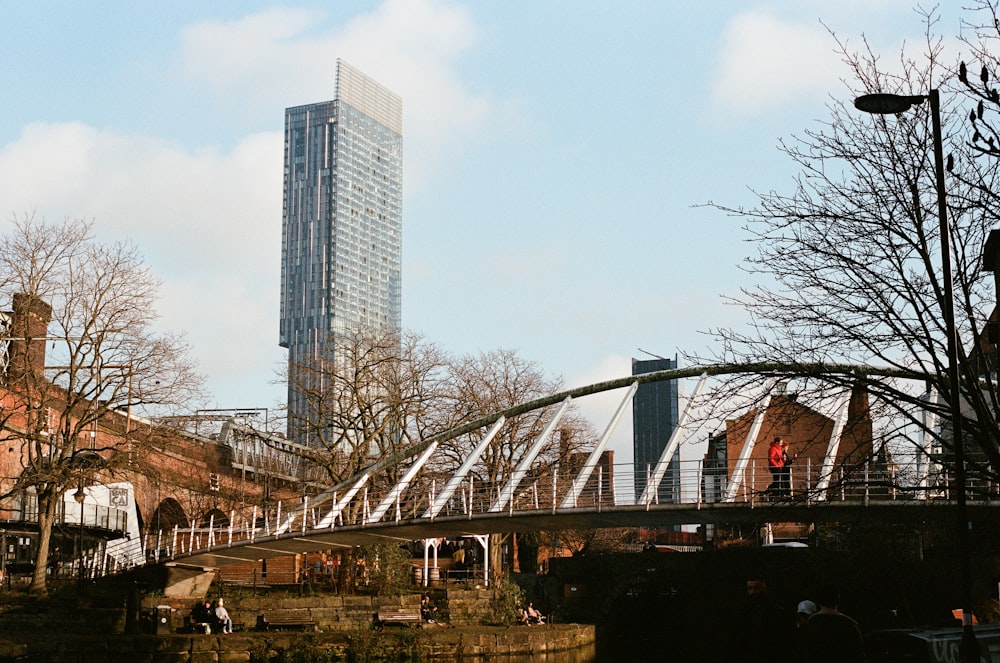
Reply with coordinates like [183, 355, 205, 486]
[768, 436, 785, 496]
[780, 440, 797, 496]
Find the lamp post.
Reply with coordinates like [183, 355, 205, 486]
[855, 90, 978, 661]
[73, 485, 85, 585]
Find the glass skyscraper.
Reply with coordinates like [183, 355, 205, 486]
[280, 60, 402, 440]
[632, 357, 680, 504]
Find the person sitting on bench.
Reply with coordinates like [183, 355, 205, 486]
[190, 601, 216, 633]
[215, 599, 234, 634]
[420, 595, 438, 623]
[525, 602, 545, 625]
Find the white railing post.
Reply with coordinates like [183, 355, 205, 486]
[696, 460, 703, 507]
[429, 480, 436, 521]
[362, 488, 369, 525]
[552, 468, 558, 514]
[807, 458, 812, 503]
[597, 466, 603, 512]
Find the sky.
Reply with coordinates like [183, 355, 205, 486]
[0, 0, 971, 467]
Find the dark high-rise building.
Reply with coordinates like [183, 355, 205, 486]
[632, 356, 680, 503]
[280, 61, 402, 440]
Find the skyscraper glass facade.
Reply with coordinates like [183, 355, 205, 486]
[280, 61, 402, 440]
[632, 357, 680, 503]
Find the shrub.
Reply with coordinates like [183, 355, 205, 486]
[484, 574, 525, 626]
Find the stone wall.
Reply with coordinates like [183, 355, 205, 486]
[144, 587, 497, 633]
[0, 624, 596, 662]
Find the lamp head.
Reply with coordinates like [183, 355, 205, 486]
[854, 93, 927, 114]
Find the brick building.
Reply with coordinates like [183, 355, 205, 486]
[0, 295, 306, 581]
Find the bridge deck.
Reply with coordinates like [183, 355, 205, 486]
[171, 498, 989, 569]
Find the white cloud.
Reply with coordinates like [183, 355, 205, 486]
[0, 121, 285, 408]
[0, 0, 502, 413]
[178, 0, 496, 192]
[711, 12, 842, 116]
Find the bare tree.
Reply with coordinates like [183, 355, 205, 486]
[700, 10, 1000, 484]
[438, 348, 596, 580]
[0, 213, 204, 594]
[557, 527, 637, 557]
[280, 327, 452, 494]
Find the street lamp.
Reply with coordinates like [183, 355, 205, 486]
[855, 89, 978, 660]
[73, 485, 85, 584]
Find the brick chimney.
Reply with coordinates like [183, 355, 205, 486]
[6, 293, 52, 385]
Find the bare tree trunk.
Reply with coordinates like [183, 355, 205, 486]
[29, 489, 58, 596]
[489, 533, 504, 585]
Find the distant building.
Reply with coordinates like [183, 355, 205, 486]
[722, 384, 875, 498]
[632, 357, 679, 504]
[280, 60, 403, 442]
[703, 382, 881, 546]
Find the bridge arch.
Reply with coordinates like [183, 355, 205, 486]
[150, 498, 188, 531]
[199, 508, 229, 528]
[344, 361, 925, 493]
[123, 361, 983, 578]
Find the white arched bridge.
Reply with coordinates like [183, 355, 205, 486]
[104, 363, 1000, 584]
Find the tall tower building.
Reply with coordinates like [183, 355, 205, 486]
[280, 60, 402, 440]
[632, 356, 680, 504]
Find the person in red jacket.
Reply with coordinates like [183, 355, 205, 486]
[767, 436, 785, 496]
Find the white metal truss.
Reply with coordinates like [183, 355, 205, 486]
[639, 373, 709, 506]
[813, 391, 852, 500]
[560, 382, 638, 509]
[489, 397, 572, 513]
[367, 442, 439, 524]
[724, 383, 774, 502]
[423, 416, 506, 520]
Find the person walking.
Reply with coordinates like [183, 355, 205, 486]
[767, 436, 785, 496]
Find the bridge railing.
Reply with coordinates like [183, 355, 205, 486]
[135, 455, 980, 566]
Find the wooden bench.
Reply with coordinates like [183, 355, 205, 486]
[220, 579, 271, 594]
[256, 612, 316, 631]
[373, 608, 422, 630]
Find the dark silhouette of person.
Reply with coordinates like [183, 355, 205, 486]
[729, 573, 794, 662]
[803, 584, 866, 662]
[190, 601, 215, 633]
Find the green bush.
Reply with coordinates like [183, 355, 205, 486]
[357, 543, 413, 596]
[484, 574, 525, 626]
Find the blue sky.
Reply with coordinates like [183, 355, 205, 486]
[0, 1, 968, 464]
